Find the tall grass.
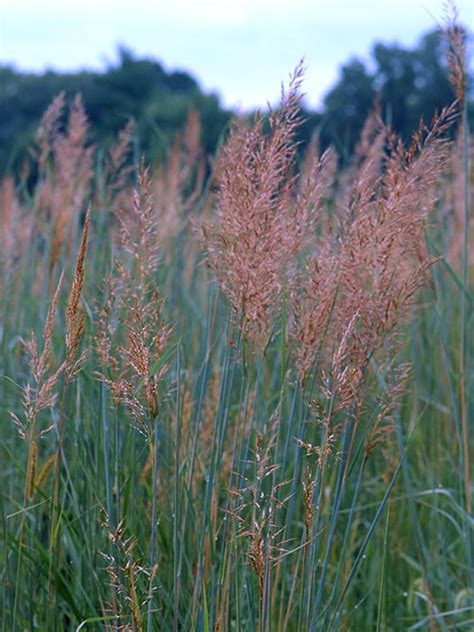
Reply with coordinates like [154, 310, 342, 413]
[0, 15, 472, 631]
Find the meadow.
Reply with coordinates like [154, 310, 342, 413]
[0, 18, 472, 632]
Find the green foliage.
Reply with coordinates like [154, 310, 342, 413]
[0, 188, 472, 629]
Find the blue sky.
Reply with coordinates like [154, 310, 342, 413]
[1, 0, 472, 110]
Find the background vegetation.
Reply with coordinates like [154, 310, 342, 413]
[1, 27, 473, 176]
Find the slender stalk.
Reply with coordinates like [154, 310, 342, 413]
[173, 346, 182, 632]
[459, 95, 471, 515]
[147, 417, 160, 631]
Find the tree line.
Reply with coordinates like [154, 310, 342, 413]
[0, 28, 472, 176]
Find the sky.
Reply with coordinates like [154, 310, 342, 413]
[0, 0, 472, 110]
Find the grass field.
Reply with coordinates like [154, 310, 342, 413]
[0, 23, 473, 632]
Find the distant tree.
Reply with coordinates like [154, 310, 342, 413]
[319, 59, 375, 160]
[373, 30, 458, 134]
[317, 28, 472, 159]
[0, 47, 231, 175]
